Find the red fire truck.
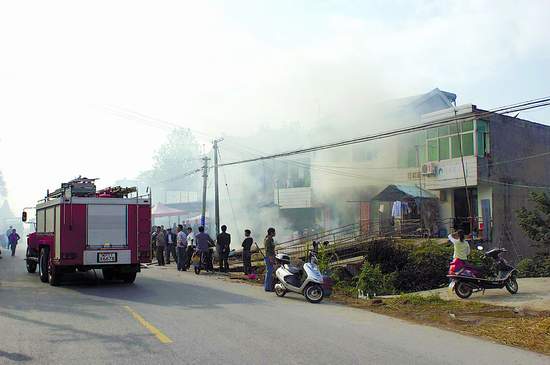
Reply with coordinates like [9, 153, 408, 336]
[23, 177, 152, 285]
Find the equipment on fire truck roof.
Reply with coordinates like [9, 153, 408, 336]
[45, 176, 98, 200]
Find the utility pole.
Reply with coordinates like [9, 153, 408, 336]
[454, 109, 474, 234]
[415, 145, 424, 231]
[212, 138, 224, 236]
[201, 156, 210, 227]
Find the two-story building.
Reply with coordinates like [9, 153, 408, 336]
[275, 91, 550, 260]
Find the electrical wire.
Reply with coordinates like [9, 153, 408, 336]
[219, 97, 550, 167]
[136, 95, 550, 185]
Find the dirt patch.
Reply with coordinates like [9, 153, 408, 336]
[329, 290, 550, 355]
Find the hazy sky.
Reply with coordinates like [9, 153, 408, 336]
[1, 0, 549, 212]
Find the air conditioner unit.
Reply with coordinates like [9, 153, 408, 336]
[421, 162, 437, 176]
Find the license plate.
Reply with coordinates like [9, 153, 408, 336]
[98, 252, 117, 263]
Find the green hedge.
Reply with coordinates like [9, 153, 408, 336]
[354, 239, 454, 294]
[517, 254, 550, 278]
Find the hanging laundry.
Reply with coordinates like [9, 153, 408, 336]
[402, 201, 411, 215]
[391, 201, 402, 218]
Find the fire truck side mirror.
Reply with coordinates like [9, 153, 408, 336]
[22, 211, 27, 222]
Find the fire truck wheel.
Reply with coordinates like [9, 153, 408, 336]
[122, 272, 137, 284]
[102, 269, 115, 281]
[48, 261, 62, 286]
[39, 248, 49, 283]
[26, 248, 37, 273]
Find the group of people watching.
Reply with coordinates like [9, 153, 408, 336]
[150, 224, 278, 291]
[0, 225, 20, 259]
[151, 224, 238, 273]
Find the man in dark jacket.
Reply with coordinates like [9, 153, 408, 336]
[165, 228, 177, 265]
[217, 225, 231, 272]
[8, 229, 20, 257]
[195, 226, 215, 272]
[242, 229, 253, 274]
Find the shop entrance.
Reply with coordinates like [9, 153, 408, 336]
[453, 187, 477, 234]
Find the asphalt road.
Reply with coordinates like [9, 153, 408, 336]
[0, 245, 548, 365]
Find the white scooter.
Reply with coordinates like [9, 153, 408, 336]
[274, 253, 324, 303]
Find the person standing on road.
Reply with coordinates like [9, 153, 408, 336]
[242, 229, 253, 274]
[263, 227, 276, 292]
[166, 228, 177, 265]
[8, 229, 20, 257]
[176, 225, 187, 271]
[156, 226, 166, 266]
[195, 226, 214, 272]
[217, 225, 231, 272]
[5, 226, 13, 249]
[185, 227, 195, 270]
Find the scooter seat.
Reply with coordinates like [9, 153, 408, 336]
[287, 265, 302, 275]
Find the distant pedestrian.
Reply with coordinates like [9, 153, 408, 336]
[242, 229, 253, 274]
[195, 226, 214, 272]
[155, 226, 166, 266]
[151, 226, 158, 259]
[5, 226, 13, 249]
[8, 229, 20, 257]
[263, 227, 276, 292]
[166, 228, 177, 264]
[217, 225, 231, 272]
[176, 225, 187, 271]
[185, 227, 195, 269]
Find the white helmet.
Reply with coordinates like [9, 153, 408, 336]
[275, 253, 290, 265]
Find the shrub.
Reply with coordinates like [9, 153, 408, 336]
[364, 239, 412, 274]
[317, 245, 331, 274]
[517, 254, 550, 278]
[357, 262, 384, 298]
[395, 241, 452, 292]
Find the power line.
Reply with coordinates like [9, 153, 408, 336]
[219, 97, 550, 167]
[137, 95, 550, 185]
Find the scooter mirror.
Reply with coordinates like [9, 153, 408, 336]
[477, 245, 484, 251]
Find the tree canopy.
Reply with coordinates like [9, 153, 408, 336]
[517, 191, 550, 253]
[139, 128, 202, 192]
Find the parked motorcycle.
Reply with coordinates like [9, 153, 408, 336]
[447, 246, 519, 299]
[274, 253, 324, 303]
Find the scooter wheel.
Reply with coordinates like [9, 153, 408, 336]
[274, 284, 286, 297]
[454, 282, 473, 299]
[194, 266, 201, 275]
[304, 284, 324, 303]
[506, 277, 519, 294]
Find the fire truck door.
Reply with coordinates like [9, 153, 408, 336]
[87, 205, 128, 248]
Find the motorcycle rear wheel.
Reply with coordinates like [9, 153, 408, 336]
[274, 284, 286, 297]
[505, 277, 519, 294]
[454, 282, 473, 299]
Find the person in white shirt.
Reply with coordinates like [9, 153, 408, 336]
[184, 227, 195, 270]
[176, 225, 187, 271]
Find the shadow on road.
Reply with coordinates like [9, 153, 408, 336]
[0, 350, 32, 362]
[58, 270, 265, 309]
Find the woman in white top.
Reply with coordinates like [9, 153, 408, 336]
[448, 230, 470, 261]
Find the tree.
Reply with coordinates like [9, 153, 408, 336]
[139, 128, 202, 193]
[516, 191, 550, 253]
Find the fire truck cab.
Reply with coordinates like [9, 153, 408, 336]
[23, 177, 152, 286]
